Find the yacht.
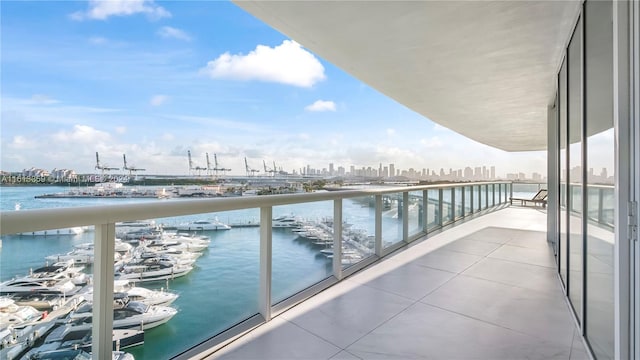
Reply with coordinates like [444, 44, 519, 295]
[0, 298, 42, 330]
[0, 261, 87, 295]
[272, 215, 301, 228]
[175, 219, 231, 231]
[64, 300, 177, 330]
[19, 348, 134, 360]
[115, 258, 193, 282]
[6, 293, 67, 311]
[83, 280, 179, 307]
[140, 238, 208, 253]
[22, 325, 144, 357]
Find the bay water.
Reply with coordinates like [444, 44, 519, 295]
[0, 186, 388, 359]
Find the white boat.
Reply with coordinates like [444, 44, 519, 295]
[0, 278, 80, 296]
[175, 219, 231, 231]
[135, 249, 199, 264]
[66, 300, 177, 330]
[113, 281, 178, 307]
[0, 298, 42, 330]
[115, 220, 157, 237]
[163, 232, 211, 245]
[141, 239, 208, 253]
[82, 280, 179, 307]
[0, 261, 87, 296]
[115, 258, 193, 282]
[272, 215, 301, 228]
[17, 348, 134, 360]
[46, 240, 132, 265]
[74, 240, 133, 254]
[23, 325, 144, 357]
[6, 293, 67, 311]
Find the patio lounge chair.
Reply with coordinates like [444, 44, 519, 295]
[510, 189, 548, 208]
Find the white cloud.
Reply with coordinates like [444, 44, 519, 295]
[9, 135, 36, 150]
[420, 136, 444, 149]
[115, 126, 127, 134]
[157, 26, 191, 41]
[432, 123, 450, 132]
[305, 100, 336, 112]
[150, 95, 169, 106]
[52, 125, 111, 144]
[70, 0, 171, 21]
[386, 128, 396, 136]
[201, 40, 326, 88]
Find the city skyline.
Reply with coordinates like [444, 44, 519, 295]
[9, 161, 549, 183]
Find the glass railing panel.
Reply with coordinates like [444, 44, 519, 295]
[512, 183, 545, 201]
[489, 184, 495, 207]
[441, 188, 453, 224]
[147, 210, 259, 359]
[464, 186, 472, 214]
[571, 184, 583, 213]
[454, 187, 463, 219]
[271, 202, 333, 304]
[426, 189, 440, 230]
[382, 192, 403, 249]
[587, 186, 600, 223]
[342, 196, 376, 268]
[601, 186, 614, 227]
[480, 184, 489, 210]
[408, 190, 423, 237]
[473, 185, 481, 212]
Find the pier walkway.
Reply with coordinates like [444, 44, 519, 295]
[205, 207, 588, 359]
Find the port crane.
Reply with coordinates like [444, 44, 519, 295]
[187, 150, 207, 176]
[122, 154, 145, 176]
[213, 154, 231, 176]
[95, 152, 119, 173]
[263, 160, 276, 176]
[244, 157, 260, 176]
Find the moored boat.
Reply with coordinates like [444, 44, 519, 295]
[175, 219, 231, 231]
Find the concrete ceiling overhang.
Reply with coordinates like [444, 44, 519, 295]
[234, 1, 582, 152]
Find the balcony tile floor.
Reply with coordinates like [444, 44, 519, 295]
[205, 207, 589, 360]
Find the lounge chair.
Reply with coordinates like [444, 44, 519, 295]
[510, 189, 548, 208]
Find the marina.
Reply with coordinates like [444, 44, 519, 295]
[0, 186, 403, 359]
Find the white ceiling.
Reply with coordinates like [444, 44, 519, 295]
[234, 1, 582, 152]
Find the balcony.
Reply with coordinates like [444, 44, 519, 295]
[203, 207, 588, 360]
[1, 182, 588, 359]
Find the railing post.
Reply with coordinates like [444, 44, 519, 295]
[510, 182, 514, 204]
[93, 223, 115, 360]
[375, 195, 383, 256]
[450, 187, 456, 220]
[402, 192, 409, 242]
[438, 188, 444, 226]
[333, 199, 343, 279]
[259, 206, 272, 321]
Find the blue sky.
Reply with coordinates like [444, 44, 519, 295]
[1, 0, 547, 177]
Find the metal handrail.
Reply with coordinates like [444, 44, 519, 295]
[0, 181, 509, 235]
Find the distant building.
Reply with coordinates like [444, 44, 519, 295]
[22, 167, 50, 177]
